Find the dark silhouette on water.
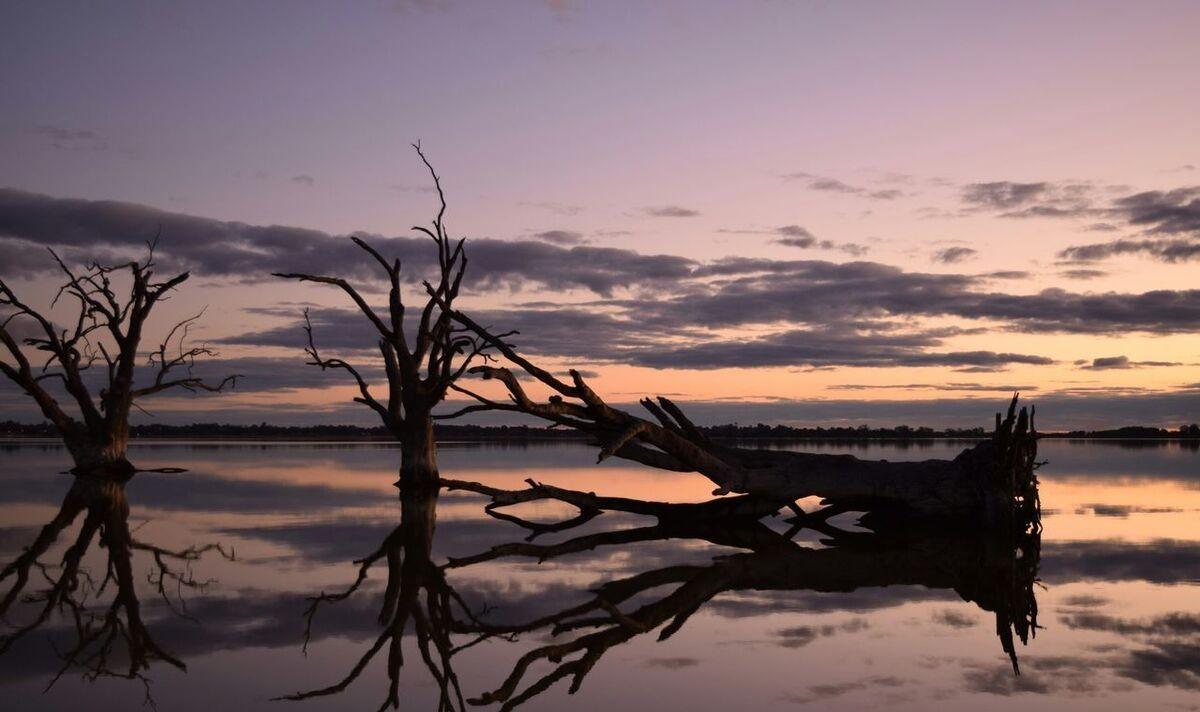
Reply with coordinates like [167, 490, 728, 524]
[0, 243, 237, 478]
[431, 310, 1041, 526]
[283, 481, 1041, 710]
[274, 144, 513, 492]
[275, 492, 472, 711]
[0, 471, 233, 702]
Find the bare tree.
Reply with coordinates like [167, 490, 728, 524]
[0, 245, 238, 478]
[274, 144, 511, 491]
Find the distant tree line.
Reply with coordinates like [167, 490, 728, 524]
[0, 420, 988, 441]
[4, 420, 1198, 441]
[1047, 424, 1200, 439]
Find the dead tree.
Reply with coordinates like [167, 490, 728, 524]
[0, 473, 234, 702]
[0, 245, 238, 478]
[436, 306, 1040, 527]
[274, 145, 510, 491]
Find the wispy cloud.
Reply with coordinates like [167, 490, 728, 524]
[642, 205, 700, 218]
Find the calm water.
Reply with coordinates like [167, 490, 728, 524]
[1, 440, 1197, 710]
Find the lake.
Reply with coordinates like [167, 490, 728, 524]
[1, 439, 1197, 710]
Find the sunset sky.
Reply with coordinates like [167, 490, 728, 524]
[2, 1, 1199, 429]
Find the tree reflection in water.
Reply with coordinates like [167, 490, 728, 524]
[0, 472, 232, 704]
[283, 485, 1041, 711]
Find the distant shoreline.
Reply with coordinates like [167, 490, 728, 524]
[3, 419, 1197, 443]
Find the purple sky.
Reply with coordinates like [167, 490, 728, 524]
[2, 1, 1199, 429]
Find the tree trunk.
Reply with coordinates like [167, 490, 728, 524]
[63, 431, 135, 480]
[398, 414, 440, 492]
[458, 355, 1041, 528]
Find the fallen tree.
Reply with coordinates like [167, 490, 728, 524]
[437, 307, 1041, 528]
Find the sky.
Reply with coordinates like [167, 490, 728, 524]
[2, 0, 1199, 430]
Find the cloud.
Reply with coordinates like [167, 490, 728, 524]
[229, 308, 1050, 372]
[1059, 269, 1107, 280]
[389, 183, 436, 194]
[7, 189, 1200, 337]
[986, 184, 1200, 263]
[385, 0, 452, 14]
[530, 229, 587, 246]
[776, 225, 817, 243]
[829, 383, 1038, 393]
[28, 124, 109, 152]
[961, 181, 1050, 210]
[518, 200, 584, 216]
[1078, 356, 1183, 370]
[1074, 504, 1184, 517]
[931, 609, 979, 628]
[771, 226, 869, 255]
[781, 675, 909, 704]
[1058, 238, 1200, 263]
[644, 657, 700, 669]
[776, 618, 870, 648]
[622, 259, 1200, 336]
[290, 175, 315, 186]
[1041, 539, 1200, 585]
[0, 189, 696, 296]
[932, 246, 978, 264]
[1117, 187, 1200, 236]
[642, 205, 700, 218]
[783, 173, 904, 200]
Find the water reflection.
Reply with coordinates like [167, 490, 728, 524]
[278, 493, 468, 711]
[0, 472, 231, 700]
[287, 488, 1041, 710]
[0, 441, 1197, 710]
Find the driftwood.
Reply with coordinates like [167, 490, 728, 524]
[432, 305, 1040, 527]
[284, 487, 1040, 711]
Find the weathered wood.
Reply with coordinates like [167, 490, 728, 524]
[276, 145, 515, 492]
[438, 305, 1040, 526]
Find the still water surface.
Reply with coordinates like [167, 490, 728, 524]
[0, 440, 1197, 710]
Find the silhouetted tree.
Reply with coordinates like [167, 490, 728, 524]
[0, 245, 237, 477]
[275, 145, 511, 491]
[435, 307, 1040, 527]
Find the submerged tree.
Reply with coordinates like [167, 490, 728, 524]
[0, 245, 238, 478]
[433, 305, 1041, 528]
[275, 145, 510, 491]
